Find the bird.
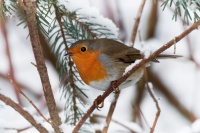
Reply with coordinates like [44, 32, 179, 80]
[67, 38, 180, 91]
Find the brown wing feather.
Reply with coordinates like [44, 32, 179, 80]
[96, 39, 143, 63]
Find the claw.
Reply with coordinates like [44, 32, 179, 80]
[111, 81, 120, 93]
[113, 87, 120, 93]
[94, 95, 104, 110]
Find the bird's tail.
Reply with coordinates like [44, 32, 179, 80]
[152, 54, 182, 62]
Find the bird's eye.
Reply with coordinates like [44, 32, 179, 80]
[81, 46, 87, 52]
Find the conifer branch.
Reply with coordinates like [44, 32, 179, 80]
[53, 2, 79, 125]
[63, 13, 98, 38]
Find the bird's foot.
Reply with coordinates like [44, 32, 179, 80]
[111, 81, 120, 93]
[94, 95, 104, 110]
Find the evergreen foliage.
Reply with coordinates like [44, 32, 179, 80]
[161, 0, 200, 23]
[1, 0, 199, 132]
[1, 0, 115, 131]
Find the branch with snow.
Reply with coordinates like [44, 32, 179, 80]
[73, 19, 200, 133]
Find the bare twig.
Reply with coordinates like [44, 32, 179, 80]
[23, 0, 61, 132]
[31, 62, 37, 67]
[73, 19, 200, 133]
[132, 31, 145, 125]
[130, 0, 146, 47]
[103, 0, 126, 41]
[94, 114, 136, 133]
[0, 93, 48, 133]
[143, 68, 160, 133]
[7, 74, 51, 125]
[0, 72, 42, 98]
[132, 80, 145, 122]
[102, 92, 120, 133]
[2, 126, 32, 132]
[174, 37, 177, 54]
[17, 0, 27, 10]
[0, 16, 22, 105]
[137, 105, 150, 129]
[148, 70, 196, 122]
[146, 1, 158, 39]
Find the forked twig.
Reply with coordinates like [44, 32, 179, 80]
[143, 68, 160, 133]
[94, 114, 136, 133]
[73, 19, 200, 133]
[0, 93, 48, 133]
[148, 70, 196, 122]
[7, 74, 51, 125]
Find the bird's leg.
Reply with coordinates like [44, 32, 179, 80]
[111, 81, 120, 93]
[94, 81, 119, 110]
[94, 95, 104, 110]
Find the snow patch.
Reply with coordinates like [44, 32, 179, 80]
[123, 60, 142, 76]
[57, 0, 119, 38]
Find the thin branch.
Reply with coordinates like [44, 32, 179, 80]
[102, 92, 120, 133]
[137, 105, 150, 129]
[94, 114, 136, 133]
[7, 74, 51, 125]
[53, 3, 68, 48]
[130, 0, 146, 47]
[148, 69, 196, 122]
[73, 19, 200, 133]
[23, 0, 61, 132]
[103, 0, 126, 41]
[132, 80, 145, 122]
[53, 2, 78, 125]
[2, 126, 32, 132]
[143, 68, 160, 133]
[0, 93, 48, 133]
[0, 73, 42, 99]
[17, 0, 27, 10]
[0, 17, 22, 105]
[146, 0, 158, 39]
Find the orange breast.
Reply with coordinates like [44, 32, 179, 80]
[71, 51, 108, 85]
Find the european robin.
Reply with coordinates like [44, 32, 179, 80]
[67, 38, 180, 91]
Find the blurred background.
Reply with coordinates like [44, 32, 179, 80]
[0, 0, 200, 132]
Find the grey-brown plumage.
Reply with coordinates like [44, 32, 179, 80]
[68, 38, 181, 90]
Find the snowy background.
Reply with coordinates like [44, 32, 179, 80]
[0, 0, 200, 133]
